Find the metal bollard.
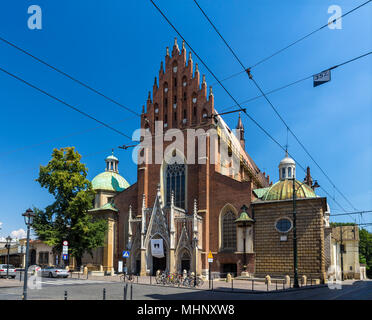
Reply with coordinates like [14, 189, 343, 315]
[252, 279, 254, 291]
[276, 280, 278, 291]
[267, 281, 269, 291]
[283, 280, 285, 290]
[137, 275, 139, 284]
[231, 279, 234, 291]
[64, 291, 67, 300]
[130, 284, 133, 300]
[103, 288, 106, 300]
[150, 275, 152, 285]
[211, 276, 214, 291]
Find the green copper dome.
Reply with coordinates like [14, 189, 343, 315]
[255, 179, 316, 201]
[91, 171, 130, 192]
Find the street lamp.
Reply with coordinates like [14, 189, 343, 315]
[22, 208, 35, 300]
[290, 178, 320, 288]
[234, 205, 254, 275]
[5, 236, 12, 279]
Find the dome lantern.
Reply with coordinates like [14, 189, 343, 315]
[92, 152, 130, 192]
[105, 150, 119, 173]
[278, 150, 296, 180]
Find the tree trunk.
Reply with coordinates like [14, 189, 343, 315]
[75, 256, 82, 270]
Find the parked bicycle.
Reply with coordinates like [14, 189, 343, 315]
[120, 273, 135, 282]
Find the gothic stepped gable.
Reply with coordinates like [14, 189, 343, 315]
[139, 37, 269, 188]
[141, 37, 214, 132]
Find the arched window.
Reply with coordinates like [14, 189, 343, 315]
[166, 163, 186, 209]
[201, 109, 208, 122]
[222, 211, 236, 250]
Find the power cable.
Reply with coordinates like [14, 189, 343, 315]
[0, 66, 134, 140]
[193, 0, 362, 213]
[0, 35, 141, 117]
[149, 0, 349, 214]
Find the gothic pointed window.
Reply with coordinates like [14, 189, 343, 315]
[166, 163, 186, 209]
[222, 211, 236, 251]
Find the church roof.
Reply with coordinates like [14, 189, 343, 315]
[214, 111, 269, 187]
[106, 154, 119, 161]
[253, 179, 316, 201]
[91, 171, 130, 192]
[89, 202, 118, 212]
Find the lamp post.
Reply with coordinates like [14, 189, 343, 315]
[22, 208, 35, 300]
[234, 205, 254, 275]
[290, 178, 320, 288]
[5, 236, 12, 279]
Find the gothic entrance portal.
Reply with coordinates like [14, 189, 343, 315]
[152, 254, 166, 275]
[180, 250, 191, 272]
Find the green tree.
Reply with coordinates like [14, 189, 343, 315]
[32, 147, 107, 268]
[359, 228, 372, 277]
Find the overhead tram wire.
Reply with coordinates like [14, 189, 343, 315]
[330, 210, 372, 217]
[0, 117, 137, 157]
[0, 66, 134, 141]
[220, 51, 372, 112]
[0, 36, 141, 117]
[149, 0, 349, 214]
[193, 0, 360, 214]
[206, 0, 372, 86]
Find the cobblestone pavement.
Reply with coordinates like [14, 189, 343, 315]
[68, 273, 323, 292]
[0, 278, 371, 300]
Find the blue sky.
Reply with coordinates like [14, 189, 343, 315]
[0, 0, 371, 238]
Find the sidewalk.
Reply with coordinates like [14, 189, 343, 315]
[68, 273, 325, 293]
[0, 278, 23, 288]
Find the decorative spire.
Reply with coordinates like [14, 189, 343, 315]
[173, 37, 179, 50]
[141, 105, 145, 114]
[236, 112, 245, 150]
[188, 51, 192, 62]
[182, 40, 185, 51]
[209, 86, 213, 96]
[171, 190, 174, 208]
[236, 112, 243, 130]
[154, 76, 157, 87]
[202, 74, 206, 85]
[195, 63, 199, 73]
[128, 205, 133, 236]
[193, 199, 198, 234]
[166, 47, 170, 56]
[142, 194, 146, 211]
[147, 91, 151, 102]
[141, 194, 146, 236]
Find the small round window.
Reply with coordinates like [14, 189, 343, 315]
[275, 218, 292, 233]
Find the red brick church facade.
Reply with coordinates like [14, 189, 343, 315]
[113, 38, 271, 277]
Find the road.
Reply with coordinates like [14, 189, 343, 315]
[0, 276, 371, 300]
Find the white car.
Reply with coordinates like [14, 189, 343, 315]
[41, 266, 69, 278]
[0, 264, 16, 278]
